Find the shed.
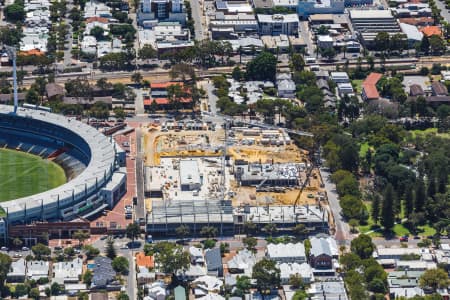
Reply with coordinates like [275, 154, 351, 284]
[174, 285, 186, 300]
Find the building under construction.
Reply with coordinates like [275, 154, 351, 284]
[234, 162, 303, 187]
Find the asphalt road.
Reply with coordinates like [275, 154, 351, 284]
[189, 0, 205, 40]
[135, 127, 145, 222]
[319, 168, 352, 247]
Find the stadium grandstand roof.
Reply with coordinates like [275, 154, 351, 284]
[0, 105, 116, 220]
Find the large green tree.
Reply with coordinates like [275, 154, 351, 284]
[419, 268, 449, 292]
[246, 51, 277, 81]
[381, 184, 396, 231]
[350, 234, 375, 259]
[144, 242, 190, 275]
[252, 258, 281, 294]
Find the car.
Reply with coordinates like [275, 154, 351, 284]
[54, 246, 63, 251]
[100, 235, 108, 240]
[1, 246, 8, 251]
[146, 235, 153, 244]
[21, 247, 29, 251]
[413, 236, 420, 240]
[399, 236, 408, 242]
[13, 253, 22, 258]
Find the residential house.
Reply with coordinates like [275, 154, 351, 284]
[53, 258, 83, 284]
[307, 280, 349, 300]
[189, 246, 204, 265]
[309, 236, 338, 272]
[431, 81, 448, 96]
[136, 252, 155, 269]
[330, 72, 350, 83]
[279, 262, 314, 284]
[388, 270, 425, 299]
[337, 83, 354, 96]
[27, 260, 49, 281]
[91, 257, 117, 289]
[409, 84, 425, 97]
[192, 275, 223, 297]
[227, 249, 256, 276]
[276, 73, 296, 98]
[138, 266, 156, 285]
[84, 1, 112, 18]
[205, 248, 223, 277]
[266, 242, 306, 263]
[7, 258, 26, 282]
[374, 247, 429, 260]
[146, 281, 167, 300]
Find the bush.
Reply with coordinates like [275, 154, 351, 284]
[203, 239, 216, 249]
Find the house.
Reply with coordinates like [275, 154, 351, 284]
[307, 280, 349, 300]
[7, 258, 26, 282]
[147, 281, 167, 300]
[137, 266, 156, 285]
[53, 258, 83, 284]
[205, 248, 223, 277]
[46, 83, 65, 100]
[388, 270, 425, 299]
[309, 236, 338, 271]
[374, 247, 428, 260]
[227, 249, 256, 276]
[192, 275, 223, 296]
[174, 285, 186, 300]
[27, 260, 49, 281]
[362, 72, 382, 101]
[409, 84, 425, 97]
[317, 35, 333, 48]
[317, 79, 330, 91]
[276, 73, 296, 98]
[267, 242, 306, 263]
[189, 246, 204, 265]
[145, 81, 192, 109]
[337, 83, 354, 95]
[279, 262, 314, 284]
[330, 72, 349, 83]
[431, 81, 448, 96]
[136, 252, 155, 269]
[91, 257, 117, 289]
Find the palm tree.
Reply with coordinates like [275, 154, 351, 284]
[200, 226, 218, 238]
[12, 238, 23, 248]
[263, 223, 277, 236]
[175, 225, 190, 241]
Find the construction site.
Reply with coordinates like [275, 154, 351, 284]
[141, 119, 329, 236]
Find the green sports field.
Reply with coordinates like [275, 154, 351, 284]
[0, 149, 67, 202]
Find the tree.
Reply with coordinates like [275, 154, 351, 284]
[291, 53, 305, 71]
[126, 222, 141, 243]
[145, 242, 190, 275]
[73, 230, 90, 247]
[404, 183, 414, 217]
[374, 32, 390, 53]
[175, 225, 190, 239]
[14, 283, 28, 298]
[131, 72, 143, 85]
[419, 268, 449, 292]
[29, 287, 40, 299]
[105, 236, 116, 259]
[381, 184, 396, 231]
[117, 291, 130, 300]
[320, 47, 336, 60]
[349, 219, 359, 233]
[288, 273, 304, 289]
[235, 275, 251, 295]
[82, 269, 93, 285]
[429, 35, 446, 54]
[292, 290, 308, 300]
[64, 247, 75, 257]
[113, 107, 126, 120]
[232, 66, 243, 81]
[246, 51, 277, 81]
[420, 36, 430, 54]
[5, 3, 25, 22]
[415, 178, 426, 212]
[350, 234, 375, 259]
[32, 243, 51, 259]
[293, 224, 308, 237]
[13, 237, 23, 248]
[263, 223, 277, 236]
[200, 226, 218, 238]
[243, 237, 257, 251]
[112, 256, 129, 275]
[138, 44, 157, 60]
[90, 26, 105, 40]
[26, 88, 39, 104]
[243, 221, 257, 236]
[339, 253, 361, 272]
[371, 194, 381, 224]
[50, 282, 62, 296]
[252, 258, 281, 293]
[0, 253, 12, 297]
[83, 245, 100, 259]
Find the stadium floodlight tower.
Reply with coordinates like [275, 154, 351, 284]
[3, 45, 18, 114]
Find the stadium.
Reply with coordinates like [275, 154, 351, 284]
[0, 104, 127, 239]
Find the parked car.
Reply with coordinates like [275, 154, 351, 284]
[21, 247, 29, 251]
[1, 246, 8, 251]
[399, 235, 409, 242]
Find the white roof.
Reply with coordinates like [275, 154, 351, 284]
[227, 249, 256, 275]
[400, 23, 423, 41]
[179, 159, 201, 186]
[257, 14, 299, 23]
[318, 35, 333, 42]
[193, 275, 223, 292]
[267, 243, 306, 260]
[198, 295, 225, 300]
[310, 236, 338, 257]
[27, 260, 49, 279]
[279, 262, 314, 280]
[53, 258, 83, 283]
[189, 246, 204, 258]
[349, 9, 394, 19]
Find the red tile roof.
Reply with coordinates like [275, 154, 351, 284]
[86, 16, 109, 24]
[398, 17, 434, 26]
[420, 26, 442, 37]
[144, 97, 192, 106]
[136, 252, 154, 268]
[362, 73, 383, 100]
[19, 49, 45, 56]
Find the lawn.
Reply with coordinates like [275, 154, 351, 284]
[359, 142, 371, 158]
[0, 149, 66, 201]
[358, 202, 436, 238]
[410, 128, 450, 139]
[352, 79, 364, 93]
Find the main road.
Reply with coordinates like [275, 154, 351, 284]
[189, 0, 205, 40]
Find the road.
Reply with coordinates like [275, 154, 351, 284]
[436, 0, 450, 24]
[135, 127, 145, 223]
[299, 21, 315, 56]
[319, 168, 351, 247]
[189, 0, 205, 40]
[204, 80, 218, 115]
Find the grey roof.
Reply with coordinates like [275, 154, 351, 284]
[317, 79, 330, 90]
[91, 257, 116, 288]
[205, 248, 222, 271]
[310, 236, 337, 257]
[8, 258, 26, 277]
